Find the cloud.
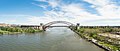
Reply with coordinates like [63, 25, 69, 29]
[35, 0, 61, 8]
[31, 0, 120, 26]
[32, 3, 48, 9]
[1, 0, 120, 26]
[0, 14, 38, 25]
[84, 0, 120, 18]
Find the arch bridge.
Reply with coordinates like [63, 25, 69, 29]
[20, 21, 80, 31]
[42, 21, 80, 31]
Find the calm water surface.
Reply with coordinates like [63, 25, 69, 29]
[0, 27, 104, 51]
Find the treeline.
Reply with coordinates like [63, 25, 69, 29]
[76, 27, 120, 51]
[78, 27, 120, 33]
[0, 27, 43, 34]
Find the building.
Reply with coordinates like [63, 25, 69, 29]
[0, 23, 11, 27]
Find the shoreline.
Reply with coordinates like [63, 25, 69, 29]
[72, 29, 110, 51]
[0, 31, 43, 35]
[0, 27, 43, 35]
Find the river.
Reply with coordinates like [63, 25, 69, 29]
[0, 27, 104, 51]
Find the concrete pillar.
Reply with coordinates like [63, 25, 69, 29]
[39, 26, 43, 30]
[39, 23, 44, 31]
[36, 27, 38, 29]
[76, 23, 80, 30]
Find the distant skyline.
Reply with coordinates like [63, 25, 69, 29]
[0, 0, 120, 26]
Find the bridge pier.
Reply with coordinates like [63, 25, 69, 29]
[36, 26, 44, 30]
[39, 23, 45, 30]
[77, 23, 80, 30]
[74, 23, 80, 30]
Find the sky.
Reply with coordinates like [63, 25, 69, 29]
[0, 0, 120, 26]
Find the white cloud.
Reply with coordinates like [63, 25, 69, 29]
[27, 16, 53, 24]
[31, 0, 120, 25]
[48, 1, 59, 8]
[84, 0, 120, 18]
[1, 0, 120, 26]
[32, 3, 48, 9]
[84, 0, 109, 7]
[35, 0, 60, 8]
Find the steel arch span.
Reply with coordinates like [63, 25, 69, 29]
[42, 21, 75, 30]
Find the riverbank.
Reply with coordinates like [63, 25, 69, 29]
[72, 28, 120, 51]
[0, 27, 43, 35]
[0, 27, 105, 51]
[73, 30, 109, 51]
